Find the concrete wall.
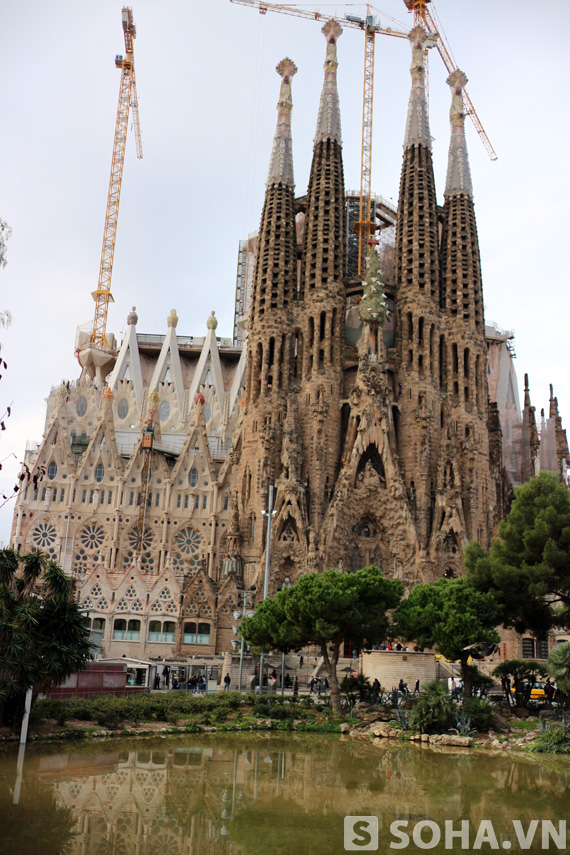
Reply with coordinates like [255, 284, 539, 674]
[360, 651, 438, 691]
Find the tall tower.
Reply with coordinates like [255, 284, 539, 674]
[437, 68, 494, 552]
[233, 58, 299, 571]
[394, 27, 441, 548]
[294, 20, 346, 536]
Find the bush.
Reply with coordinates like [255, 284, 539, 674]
[528, 726, 570, 754]
[463, 698, 494, 732]
[409, 681, 454, 734]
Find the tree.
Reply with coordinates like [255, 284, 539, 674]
[492, 659, 546, 708]
[465, 472, 570, 635]
[546, 642, 570, 695]
[240, 566, 403, 715]
[0, 549, 93, 728]
[393, 577, 501, 698]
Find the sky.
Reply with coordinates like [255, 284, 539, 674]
[1, 0, 569, 543]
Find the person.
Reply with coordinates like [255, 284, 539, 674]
[271, 669, 277, 681]
[224, 673, 231, 692]
[372, 677, 381, 695]
[154, 672, 160, 690]
[262, 672, 267, 687]
[284, 673, 291, 689]
[293, 676, 299, 696]
[387, 642, 393, 651]
[395, 642, 402, 651]
[309, 676, 316, 694]
[414, 678, 420, 695]
[162, 665, 170, 688]
[450, 678, 456, 697]
[172, 676, 179, 690]
[398, 678, 405, 695]
[299, 655, 304, 669]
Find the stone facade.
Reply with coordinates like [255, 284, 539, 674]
[9, 23, 568, 661]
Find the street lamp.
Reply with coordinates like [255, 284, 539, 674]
[259, 484, 277, 691]
[232, 593, 255, 691]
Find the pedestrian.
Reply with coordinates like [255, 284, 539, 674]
[172, 676, 179, 690]
[293, 676, 299, 696]
[162, 665, 170, 688]
[413, 678, 420, 695]
[299, 655, 304, 669]
[372, 677, 381, 695]
[398, 678, 405, 695]
[224, 673, 231, 692]
[450, 678, 456, 696]
[154, 672, 160, 690]
[309, 676, 316, 694]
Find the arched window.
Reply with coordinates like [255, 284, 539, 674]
[183, 622, 197, 643]
[163, 621, 176, 643]
[189, 468, 199, 487]
[47, 461, 57, 480]
[76, 396, 87, 417]
[159, 401, 170, 422]
[148, 620, 162, 642]
[126, 619, 141, 641]
[113, 619, 127, 640]
[117, 399, 129, 420]
[94, 463, 105, 483]
[197, 623, 210, 644]
[92, 618, 106, 633]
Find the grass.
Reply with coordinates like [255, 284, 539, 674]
[509, 720, 539, 731]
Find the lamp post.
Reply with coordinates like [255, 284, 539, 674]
[259, 484, 276, 692]
[232, 589, 255, 692]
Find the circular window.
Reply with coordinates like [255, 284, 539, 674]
[94, 463, 105, 483]
[32, 522, 56, 548]
[177, 528, 201, 554]
[159, 401, 170, 422]
[47, 461, 57, 480]
[189, 468, 199, 487]
[203, 403, 211, 424]
[81, 525, 105, 550]
[117, 399, 129, 420]
[76, 397, 87, 417]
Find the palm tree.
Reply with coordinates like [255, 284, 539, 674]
[0, 548, 93, 727]
[546, 643, 570, 694]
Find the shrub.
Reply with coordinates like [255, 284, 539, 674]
[409, 681, 454, 734]
[528, 726, 570, 754]
[463, 698, 494, 732]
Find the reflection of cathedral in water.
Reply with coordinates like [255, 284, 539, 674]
[31, 737, 569, 854]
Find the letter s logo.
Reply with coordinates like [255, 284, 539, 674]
[344, 816, 379, 850]
[353, 821, 372, 846]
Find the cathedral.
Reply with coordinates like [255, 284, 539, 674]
[9, 24, 568, 661]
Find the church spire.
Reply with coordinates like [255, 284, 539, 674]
[314, 20, 342, 145]
[266, 58, 297, 188]
[403, 27, 432, 149]
[445, 70, 473, 198]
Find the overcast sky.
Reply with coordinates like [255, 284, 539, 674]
[1, 0, 568, 543]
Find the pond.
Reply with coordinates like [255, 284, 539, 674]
[0, 734, 568, 854]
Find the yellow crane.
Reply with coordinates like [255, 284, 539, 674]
[231, 1, 496, 276]
[91, 6, 143, 351]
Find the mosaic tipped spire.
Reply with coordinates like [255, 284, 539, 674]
[266, 58, 297, 188]
[314, 20, 343, 145]
[404, 27, 432, 149]
[445, 69, 473, 197]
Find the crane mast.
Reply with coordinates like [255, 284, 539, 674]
[91, 6, 143, 352]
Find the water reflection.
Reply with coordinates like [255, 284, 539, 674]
[0, 736, 569, 854]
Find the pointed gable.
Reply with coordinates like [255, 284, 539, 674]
[107, 307, 144, 408]
[148, 309, 185, 411]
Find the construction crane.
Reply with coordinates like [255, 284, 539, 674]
[231, 1, 496, 276]
[91, 6, 143, 352]
[403, 0, 497, 161]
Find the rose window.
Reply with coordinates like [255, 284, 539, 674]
[122, 528, 155, 573]
[172, 528, 202, 574]
[32, 522, 56, 549]
[75, 525, 106, 575]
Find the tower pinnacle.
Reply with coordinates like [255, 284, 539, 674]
[404, 27, 432, 149]
[266, 58, 297, 188]
[445, 69, 473, 197]
[314, 20, 343, 145]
